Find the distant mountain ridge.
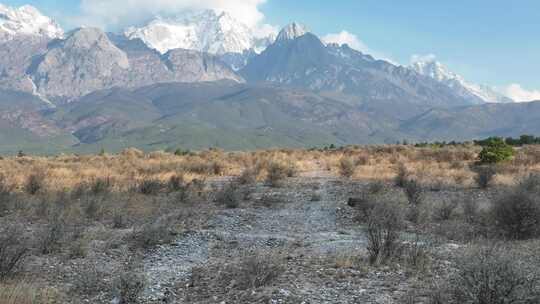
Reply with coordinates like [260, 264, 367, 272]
[0, 5, 539, 154]
[410, 57, 514, 104]
[0, 26, 242, 103]
[240, 24, 477, 108]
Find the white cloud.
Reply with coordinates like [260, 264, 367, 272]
[410, 53, 437, 64]
[322, 30, 396, 64]
[322, 31, 369, 53]
[68, 0, 268, 30]
[502, 84, 540, 102]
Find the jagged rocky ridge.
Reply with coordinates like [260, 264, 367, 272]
[0, 26, 242, 103]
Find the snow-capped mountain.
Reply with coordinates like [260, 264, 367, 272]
[275, 22, 308, 42]
[0, 4, 63, 41]
[410, 58, 514, 103]
[124, 10, 276, 55]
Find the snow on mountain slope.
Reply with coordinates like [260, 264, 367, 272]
[410, 57, 514, 103]
[0, 4, 63, 40]
[275, 22, 308, 42]
[124, 10, 275, 55]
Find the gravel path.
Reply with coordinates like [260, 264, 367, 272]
[142, 173, 368, 302]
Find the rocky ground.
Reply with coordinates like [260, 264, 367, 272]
[138, 170, 458, 304]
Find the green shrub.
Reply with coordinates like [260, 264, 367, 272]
[478, 137, 514, 164]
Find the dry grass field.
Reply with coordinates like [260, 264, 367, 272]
[1, 144, 540, 303]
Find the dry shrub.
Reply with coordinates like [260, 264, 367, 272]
[215, 180, 241, 209]
[0, 282, 58, 304]
[237, 168, 258, 185]
[24, 172, 44, 195]
[71, 260, 107, 296]
[128, 216, 175, 250]
[37, 217, 67, 255]
[167, 174, 185, 192]
[113, 257, 146, 304]
[445, 245, 540, 304]
[491, 177, 540, 240]
[404, 179, 423, 206]
[190, 250, 284, 293]
[395, 163, 408, 187]
[89, 177, 113, 195]
[266, 162, 290, 188]
[120, 147, 145, 158]
[0, 174, 15, 215]
[135, 177, 164, 195]
[0, 225, 29, 279]
[433, 199, 458, 222]
[472, 165, 497, 189]
[339, 157, 356, 178]
[366, 201, 404, 264]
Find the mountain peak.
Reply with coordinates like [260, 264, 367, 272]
[0, 4, 63, 41]
[276, 22, 309, 42]
[410, 58, 461, 83]
[410, 57, 513, 103]
[124, 9, 275, 55]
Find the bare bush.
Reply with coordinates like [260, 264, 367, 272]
[266, 162, 289, 188]
[190, 250, 284, 292]
[136, 178, 164, 195]
[215, 180, 241, 209]
[128, 217, 174, 250]
[238, 168, 258, 185]
[448, 245, 540, 304]
[395, 163, 408, 188]
[71, 260, 106, 296]
[225, 251, 285, 290]
[433, 199, 458, 222]
[0, 175, 14, 216]
[113, 259, 145, 304]
[339, 157, 356, 178]
[0, 282, 58, 304]
[404, 179, 423, 206]
[404, 179, 424, 223]
[90, 177, 113, 195]
[0, 225, 29, 279]
[491, 188, 540, 240]
[37, 217, 66, 255]
[473, 165, 496, 189]
[24, 173, 44, 195]
[366, 201, 404, 264]
[462, 195, 480, 224]
[167, 174, 185, 192]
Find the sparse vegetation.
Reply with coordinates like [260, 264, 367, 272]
[0, 144, 539, 303]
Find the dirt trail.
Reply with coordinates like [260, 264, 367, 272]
[142, 170, 367, 302]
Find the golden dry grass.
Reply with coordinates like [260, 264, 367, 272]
[1, 145, 540, 193]
[0, 282, 58, 304]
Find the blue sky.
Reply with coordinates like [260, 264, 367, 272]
[4, 0, 540, 98]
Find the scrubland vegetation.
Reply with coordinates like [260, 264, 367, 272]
[1, 144, 540, 303]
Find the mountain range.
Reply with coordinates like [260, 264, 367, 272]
[0, 4, 537, 154]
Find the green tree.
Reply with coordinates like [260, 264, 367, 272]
[478, 137, 514, 164]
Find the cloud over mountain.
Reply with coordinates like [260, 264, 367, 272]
[503, 84, 540, 102]
[71, 0, 268, 30]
